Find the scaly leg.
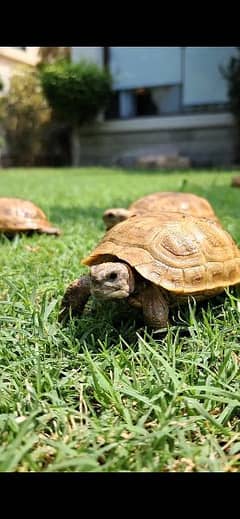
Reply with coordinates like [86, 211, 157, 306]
[141, 285, 169, 329]
[59, 275, 91, 322]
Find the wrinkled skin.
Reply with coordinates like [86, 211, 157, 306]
[90, 262, 135, 299]
[59, 261, 170, 328]
[103, 209, 131, 230]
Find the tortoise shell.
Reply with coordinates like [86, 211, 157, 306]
[129, 192, 217, 219]
[0, 198, 61, 235]
[82, 212, 240, 295]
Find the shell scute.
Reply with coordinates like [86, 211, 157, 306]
[83, 213, 240, 294]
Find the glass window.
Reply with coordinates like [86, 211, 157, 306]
[104, 47, 235, 120]
[183, 47, 236, 105]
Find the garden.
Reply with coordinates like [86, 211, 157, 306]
[0, 166, 240, 472]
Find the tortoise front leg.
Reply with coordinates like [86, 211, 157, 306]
[141, 285, 169, 329]
[59, 275, 91, 322]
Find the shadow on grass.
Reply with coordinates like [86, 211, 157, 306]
[121, 166, 236, 175]
[60, 291, 235, 353]
[49, 201, 137, 225]
[48, 183, 239, 225]
[49, 205, 106, 225]
[60, 299, 145, 351]
[0, 206, 108, 238]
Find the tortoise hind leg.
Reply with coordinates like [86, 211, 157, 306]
[59, 275, 91, 322]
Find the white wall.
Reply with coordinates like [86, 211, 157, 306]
[0, 47, 40, 93]
[0, 59, 13, 93]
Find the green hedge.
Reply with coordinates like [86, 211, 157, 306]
[40, 59, 112, 126]
[1, 66, 51, 166]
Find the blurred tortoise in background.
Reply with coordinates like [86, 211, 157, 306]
[60, 212, 240, 328]
[103, 192, 218, 230]
[0, 198, 61, 236]
[231, 176, 240, 188]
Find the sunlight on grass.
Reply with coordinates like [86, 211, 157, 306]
[0, 167, 240, 472]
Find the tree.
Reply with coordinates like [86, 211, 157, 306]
[1, 65, 51, 166]
[38, 47, 70, 65]
[39, 59, 112, 127]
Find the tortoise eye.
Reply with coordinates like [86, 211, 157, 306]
[109, 272, 117, 280]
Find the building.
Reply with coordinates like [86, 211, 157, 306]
[71, 47, 237, 167]
[0, 47, 40, 164]
[0, 47, 40, 92]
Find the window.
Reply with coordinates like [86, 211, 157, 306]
[105, 91, 120, 120]
[103, 47, 235, 120]
[135, 89, 157, 117]
[105, 85, 181, 120]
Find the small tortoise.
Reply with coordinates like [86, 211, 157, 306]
[0, 198, 61, 235]
[103, 192, 218, 230]
[60, 212, 240, 328]
[231, 176, 240, 188]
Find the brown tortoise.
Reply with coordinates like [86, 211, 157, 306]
[103, 192, 218, 230]
[231, 176, 240, 188]
[0, 198, 61, 235]
[60, 212, 240, 328]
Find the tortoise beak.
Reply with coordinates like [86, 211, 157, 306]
[91, 284, 130, 300]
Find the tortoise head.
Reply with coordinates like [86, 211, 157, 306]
[90, 262, 135, 299]
[103, 208, 131, 230]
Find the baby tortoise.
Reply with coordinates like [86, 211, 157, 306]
[103, 192, 218, 230]
[60, 212, 240, 329]
[0, 198, 61, 235]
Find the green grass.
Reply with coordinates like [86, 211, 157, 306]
[1, 166, 240, 472]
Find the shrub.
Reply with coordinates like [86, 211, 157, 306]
[39, 59, 112, 126]
[0, 136, 4, 146]
[38, 47, 70, 65]
[1, 66, 51, 166]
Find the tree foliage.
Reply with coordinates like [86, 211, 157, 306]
[39, 59, 112, 126]
[38, 47, 70, 65]
[1, 65, 51, 165]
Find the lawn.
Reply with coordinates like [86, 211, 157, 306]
[1, 166, 240, 472]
